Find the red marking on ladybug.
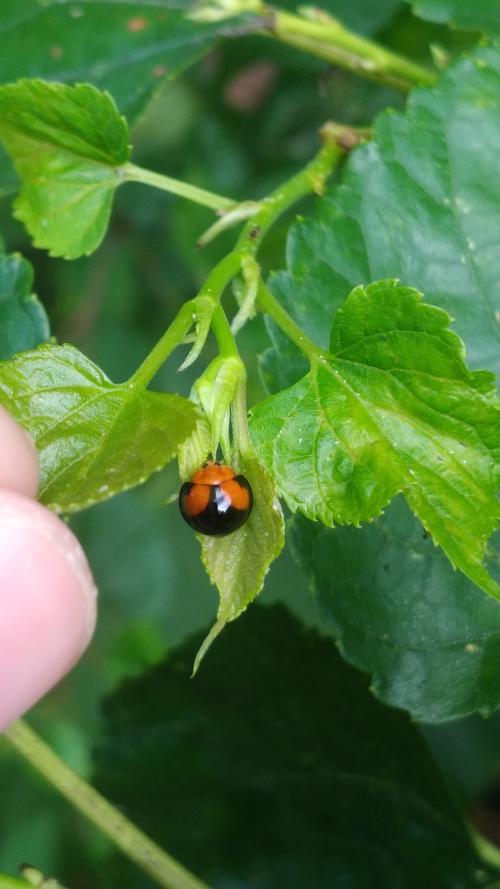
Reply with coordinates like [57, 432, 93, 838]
[179, 461, 253, 536]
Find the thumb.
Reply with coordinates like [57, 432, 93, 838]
[0, 408, 97, 731]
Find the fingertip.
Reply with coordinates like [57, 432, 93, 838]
[0, 406, 39, 498]
[0, 492, 97, 731]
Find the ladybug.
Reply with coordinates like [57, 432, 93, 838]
[179, 461, 253, 536]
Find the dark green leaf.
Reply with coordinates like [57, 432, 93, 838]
[274, 44, 500, 377]
[251, 279, 500, 601]
[0, 80, 129, 259]
[290, 500, 500, 721]
[0, 239, 49, 359]
[0, 344, 199, 513]
[0, 1, 227, 120]
[409, 0, 500, 36]
[94, 605, 499, 889]
[256, 45, 500, 720]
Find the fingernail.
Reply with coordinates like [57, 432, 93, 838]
[0, 406, 39, 498]
[0, 492, 97, 731]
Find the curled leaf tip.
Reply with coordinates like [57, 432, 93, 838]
[192, 618, 226, 676]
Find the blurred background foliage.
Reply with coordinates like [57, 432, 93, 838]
[0, 3, 497, 886]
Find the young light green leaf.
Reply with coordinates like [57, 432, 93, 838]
[409, 0, 500, 36]
[0, 80, 130, 259]
[178, 414, 213, 482]
[0, 241, 49, 359]
[251, 280, 500, 601]
[178, 420, 285, 671]
[195, 456, 285, 672]
[0, 344, 199, 513]
[94, 605, 500, 888]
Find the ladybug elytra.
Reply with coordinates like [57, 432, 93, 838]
[179, 462, 253, 536]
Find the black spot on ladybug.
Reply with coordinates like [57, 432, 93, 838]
[179, 461, 253, 536]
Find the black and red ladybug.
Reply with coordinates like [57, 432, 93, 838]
[179, 461, 253, 536]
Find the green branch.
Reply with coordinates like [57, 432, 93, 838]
[256, 281, 324, 363]
[190, 1, 435, 90]
[128, 124, 353, 387]
[260, 5, 436, 92]
[128, 297, 203, 389]
[123, 163, 236, 213]
[5, 720, 212, 889]
[211, 303, 241, 358]
[233, 134, 344, 259]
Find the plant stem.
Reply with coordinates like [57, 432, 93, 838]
[128, 128, 348, 386]
[260, 6, 436, 91]
[257, 281, 324, 362]
[234, 137, 344, 259]
[129, 299, 201, 389]
[211, 304, 240, 358]
[197, 252, 243, 303]
[123, 163, 236, 213]
[5, 720, 212, 889]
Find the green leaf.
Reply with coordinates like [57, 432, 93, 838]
[0, 1, 229, 121]
[178, 419, 285, 670]
[290, 500, 500, 721]
[0, 343, 199, 513]
[274, 43, 500, 378]
[0, 240, 49, 359]
[0, 80, 130, 259]
[93, 605, 500, 889]
[409, 0, 500, 36]
[196, 457, 285, 670]
[251, 280, 500, 601]
[257, 46, 500, 720]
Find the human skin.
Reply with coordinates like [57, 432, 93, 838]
[0, 406, 97, 731]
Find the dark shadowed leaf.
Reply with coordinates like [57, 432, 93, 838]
[0, 1, 230, 120]
[0, 240, 49, 359]
[93, 605, 500, 889]
[290, 500, 500, 721]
